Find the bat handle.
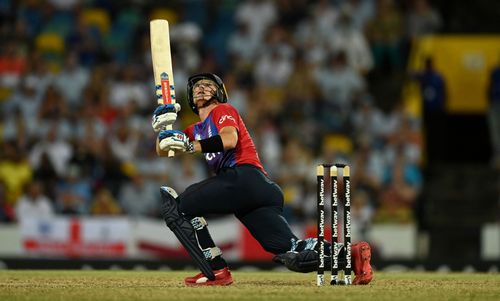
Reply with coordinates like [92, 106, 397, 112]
[166, 124, 175, 157]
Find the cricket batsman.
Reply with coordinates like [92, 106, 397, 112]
[152, 73, 373, 286]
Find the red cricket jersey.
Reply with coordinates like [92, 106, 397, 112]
[184, 103, 266, 175]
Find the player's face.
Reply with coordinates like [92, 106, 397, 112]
[193, 79, 217, 105]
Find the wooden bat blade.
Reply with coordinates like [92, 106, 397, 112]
[150, 19, 176, 106]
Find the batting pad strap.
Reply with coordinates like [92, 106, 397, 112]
[190, 217, 208, 230]
[202, 247, 222, 260]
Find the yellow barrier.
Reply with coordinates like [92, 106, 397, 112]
[404, 35, 500, 115]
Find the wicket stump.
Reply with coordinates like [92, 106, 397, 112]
[316, 163, 352, 286]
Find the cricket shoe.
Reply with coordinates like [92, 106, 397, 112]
[184, 267, 233, 286]
[352, 241, 373, 285]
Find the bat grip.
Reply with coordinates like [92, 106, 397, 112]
[166, 124, 175, 157]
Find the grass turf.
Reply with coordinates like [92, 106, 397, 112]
[0, 270, 499, 301]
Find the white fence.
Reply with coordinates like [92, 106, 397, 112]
[0, 217, 498, 260]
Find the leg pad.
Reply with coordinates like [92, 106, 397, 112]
[160, 187, 215, 280]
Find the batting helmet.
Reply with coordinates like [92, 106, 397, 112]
[187, 73, 228, 114]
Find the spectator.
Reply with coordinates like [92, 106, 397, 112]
[254, 25, 294, 88]
[329, 9, 374, 74]
[15, 180, 54, 221]
[227, 22, 259, 65]
[409, 57, 446, 163]
[0, 182, 15, 223]
[29, 124, 73, 178]
[311, 0, 339, 45]
[0, 140, 33, 204]
[71, 117, 104, 180]
[314, 51, 365, 128]
[487, 58, 500, 167]
[74, 100, 107, 142]
[53, 51, 90, 108]
[37, 85, 68, 121]
[293, 14, 326, 64]
[94, 141, 129, 197]
[169, 22, 202, 74]
[254, 46, 294, 89]
[66, 15, 101, 67]
[33, 150, 60, 201]
[235, 0, 277, 45]
[377, 146, 422, 223]
[350, 137, 384, 234]
[222, 71, 249, 116]
[23, 56, 54, 96]
[109, 65, 149, 110]
[1, 106, 29, 149]
[170, 156, 208, 193]
[275, 0, 308, 29]
[342, 0, 375, 31]
[275, 139, 311, 222]
[108, 119, 139, 163]
[80, 66, 108, 111]
[0, 40, 27, 90]
[55, 164, 92, 214]
[351, 94, 386, 146]
[57, 191, 85, 215]
[96, 86, 120, 128]
[118, 174, 160, 218]
[90, 187, 121, 216]
[3, 76, 43, 136]
[280, 53, 319, 150]
[384, 110, 423, 166]
[134, 137, 173, 186]
[365, 0, 404, 72]
[406, 0, 442, 39]
[253, 117, 282, 176]
[351, 190, 375, 240]
[351, 138, 384, 201]
[16, 1, 43, 39]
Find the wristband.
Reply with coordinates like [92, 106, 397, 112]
[199, 135, 224, 153]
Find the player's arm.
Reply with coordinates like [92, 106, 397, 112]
[157, 127, 237, 155]
[191, 126, 238, 153]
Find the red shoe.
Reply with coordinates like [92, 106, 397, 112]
[184, 267, 233, 286]
[352, 242, 373, 285]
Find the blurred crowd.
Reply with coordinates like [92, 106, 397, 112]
[0, 0, 444, 235]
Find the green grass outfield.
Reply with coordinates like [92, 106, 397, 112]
[0, 270, 499, 301]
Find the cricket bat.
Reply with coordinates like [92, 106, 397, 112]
[150, 19, 176, 157]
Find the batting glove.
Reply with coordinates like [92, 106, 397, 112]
[158, 130, 194, 153]
[152, 103, 181, 132]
